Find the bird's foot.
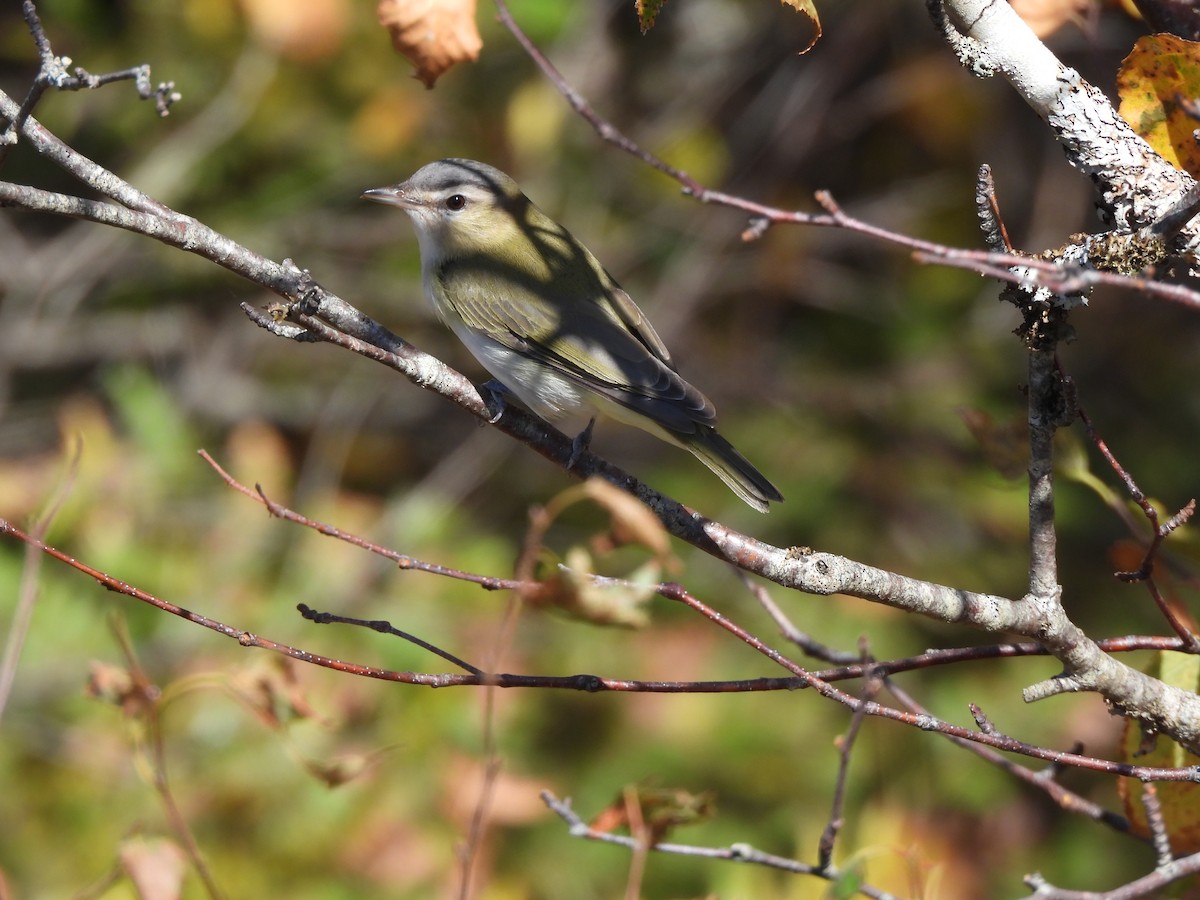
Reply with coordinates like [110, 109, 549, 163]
[479, 379, 511, 424]
[568, 418, 596, 469]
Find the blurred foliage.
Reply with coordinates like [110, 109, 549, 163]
[0, 0, 1195, 897]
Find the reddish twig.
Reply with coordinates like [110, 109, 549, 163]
[493, 0, 1200, 313]
[658, 581, 1200, 780]
[200, 448, 520, 591]
[0, 437, 80, 722]
[891, 684, 1136, 837]
[1070, 393, 1200, 651]
[5, 511, 1195, 777]
[736, 569, 860, 665]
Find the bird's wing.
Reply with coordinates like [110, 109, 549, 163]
[602, 280, 675, 370]
[435, 260, 716, 432]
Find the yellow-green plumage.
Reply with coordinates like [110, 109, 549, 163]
[363, 158, 783, 512]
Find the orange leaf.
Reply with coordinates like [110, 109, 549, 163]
[377, 0, 482, 89]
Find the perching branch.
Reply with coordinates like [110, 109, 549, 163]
[3, 3, 1199, 756]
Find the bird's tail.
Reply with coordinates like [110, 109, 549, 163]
[680, 428, 784, 513]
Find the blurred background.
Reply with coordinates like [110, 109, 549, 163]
[1, 0, 1196, 896]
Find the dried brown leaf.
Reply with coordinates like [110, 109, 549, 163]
[579, 478, 671, 564]
[779, 0, 822, 53]
[529, 547, 655, 628]
[377, 0, 482, 89]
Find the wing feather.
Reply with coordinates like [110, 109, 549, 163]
[435, 252, 716, 434]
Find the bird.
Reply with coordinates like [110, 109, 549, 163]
[362, 158, 783, 512]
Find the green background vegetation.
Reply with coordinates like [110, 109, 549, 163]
[1, 0, 1196, 896]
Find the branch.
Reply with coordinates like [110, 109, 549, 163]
[4, 10, 1200, 755]
[5, 506, 1197, 778]
[0, 1, 178, 163]
[1024, 849, 1200, 899]
[938, 0, 1198, 247]
[539, 791, 901, 899]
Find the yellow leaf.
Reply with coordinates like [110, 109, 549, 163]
[636, 0, 668, 34]
[1117, 34, 1200, 176]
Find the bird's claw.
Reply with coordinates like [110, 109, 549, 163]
[479, 379, 511, 424]
[568, 418, 596, 469]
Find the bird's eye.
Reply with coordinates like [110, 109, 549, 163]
[445, 194, 467, 211]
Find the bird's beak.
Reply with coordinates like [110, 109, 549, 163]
[361, 184, 419, 208]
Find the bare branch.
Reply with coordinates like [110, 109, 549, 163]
[818, 659, 880, 869]
[1024, 849, 1200, 899]
[539, 791, 901, 899]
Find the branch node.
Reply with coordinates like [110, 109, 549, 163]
[741, 217, 770, 242]
[969, 703, 997, 734]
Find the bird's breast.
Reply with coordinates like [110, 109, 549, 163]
[451, 323, 587, 422]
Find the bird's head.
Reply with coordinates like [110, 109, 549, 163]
[362, 158, 533, 262]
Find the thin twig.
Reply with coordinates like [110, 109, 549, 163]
[0, 2, 178, 165]
[657, 581, 1200, 779]
[107, 618, 226, 899]
[493, 0, 1200, 314]
[1071, 392, 1200, 649]
[297, 606, 480, 674]
[736, 569, 860, 665]
[539, 791, 902, 899]
[1024, 849, 1200, 899]
[1140, 783, 1172, 867]
[818, 655, 881, 869]
[889, 683, 1136, 837]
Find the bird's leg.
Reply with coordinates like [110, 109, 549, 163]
[568, 418, 596, 469]
[479, 379, 512, 424]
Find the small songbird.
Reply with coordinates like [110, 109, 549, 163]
[362, 158, 783, 512]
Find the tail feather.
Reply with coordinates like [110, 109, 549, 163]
[680, 428, 784, 513]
